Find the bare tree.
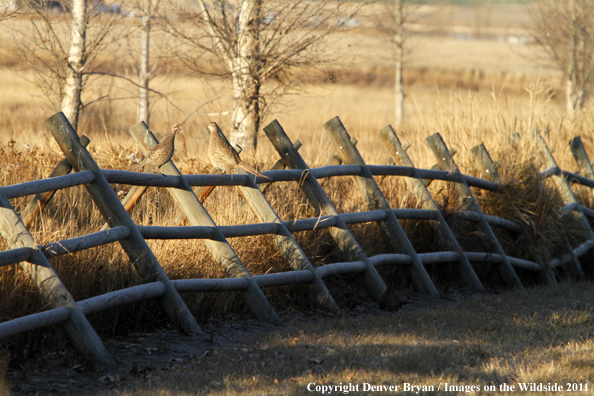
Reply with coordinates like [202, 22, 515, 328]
[163, 0, 363, 152]
[61, 0, 87, 129]
[530, 0, 594, 114]
[377, 0, 419, 128]
[11, 1, 125, 130]
[393, 0, 405, 128]
[126, 0, 161, 126]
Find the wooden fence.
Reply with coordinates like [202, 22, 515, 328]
[1, 112, 594, 367]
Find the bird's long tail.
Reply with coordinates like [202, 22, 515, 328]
[238, 163, 272, 180]
[127, 161, 145, 173]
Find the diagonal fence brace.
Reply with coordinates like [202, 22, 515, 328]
[264, 120, 388, 303]
[470, 141, 557, 285]
[46, 112, 202, 335]
[537, 133, 594, 279]
[0, 190, 115, 367]
[426, 132, 523, 289]
[232, 168, 341, 314]
[323, 117, 439, 297]
[128, 122, 280, 325]
[379, 125, 484, 291]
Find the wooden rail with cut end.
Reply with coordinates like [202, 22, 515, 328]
[536, 133, 594, 279]
[324, 117, 439, 297]
[378, 125, 484, 291]
[426, 132, 523, 289]
[470, 141, 556, 285]
[0, 190, 115, 367]
[45, 112, 202, 336]
[128, 121, 280, 325]
[264, 119, 388, 303]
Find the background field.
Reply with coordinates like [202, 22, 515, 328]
[2, 1, 594, 394]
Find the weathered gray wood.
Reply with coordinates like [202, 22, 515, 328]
[173, 278, 249, 293]
[0, 307, 71, 340]
[324, 117, 439, 297]
[425, 132, 524, 289]
[264, 120, 387, 303]
[128, 121, 280, 325]
[468, 142, 555, 284]
[378, 125, 484, 291]
[78, 282, 166, 315]
[471, 143, 500, 180]
[232, 167, 341, 314]
[42, 226, 130, 258]
[369, 253, 412, 266]
[0, 190, 115, 366]
[392, 208, 438, 220]
[536, 133, 594, 279]
[46, 112, 202, 335]
[570, 136, 594, 181]
[253, 270, 314, 287]
[458, 211, 523, 233]
[0, 246, 32, 267]
[340, 210, 387, 224]
[103, 170, 181, 187]
[464, 252, 541, 272]
[258, 141, 303, 194]
[137, 225, 215, 240]
[317, 261, 367, 278]
[366, 165, 500, 191]
[1, 171, 95, 199]
[22, 136, 91, 228]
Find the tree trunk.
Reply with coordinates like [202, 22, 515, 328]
[229, 0, 261, 154]
[566, 76, 585, 114]
[138, 10, 150, 126]
[61, 0, 87, 131]
[394, 0, 405, 128]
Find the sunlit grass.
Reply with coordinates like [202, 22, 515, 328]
[101, 282, 594, 395]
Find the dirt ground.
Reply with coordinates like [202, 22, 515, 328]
[2, 289, 485, 396]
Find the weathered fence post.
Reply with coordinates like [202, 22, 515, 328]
[470, 141, 557, 285]
[323, 117, 439, 297]
[231, 169, 341, 314]
[45, 112, 203, 335]
[0, 191, 115, 367]
[379, 125, 484, 291]
[264, 120, 388, 303]
[537, 133, 594, 278]
[470, 143, 499, 181]
[128, 122, 280, 324]
[570, 136, 594, 180]
[21, 136, 91, 228]
[426, 132, 524, 289]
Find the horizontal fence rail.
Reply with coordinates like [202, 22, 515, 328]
[2, 112, 594, 367]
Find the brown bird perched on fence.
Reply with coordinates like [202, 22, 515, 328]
[128, 124, 182, 173]
[207, 122, 271, 180]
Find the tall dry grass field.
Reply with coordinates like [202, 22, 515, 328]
[1, 3, 594, 366]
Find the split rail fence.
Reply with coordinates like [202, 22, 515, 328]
[1, 112, 594, 366]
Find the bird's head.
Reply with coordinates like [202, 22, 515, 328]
[207, 122, 219, 134]
[171, 124, 182, 134]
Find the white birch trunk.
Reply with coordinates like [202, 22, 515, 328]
[229, 0, 261, 153]
[138, 10, 150, 125]
[394, 0, 405, 128]
[61, 0, 87, 131]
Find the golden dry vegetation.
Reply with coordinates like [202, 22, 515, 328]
[1, 2, 594, 393]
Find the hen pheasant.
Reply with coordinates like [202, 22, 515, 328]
[207, 122, 271, 180]
[128, 124, 182, 173]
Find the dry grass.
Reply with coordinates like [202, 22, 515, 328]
[100, 282, 594, 396]
[1, 2, 594, 374]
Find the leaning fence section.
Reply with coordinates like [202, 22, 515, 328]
[1, 112, 593, 367]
